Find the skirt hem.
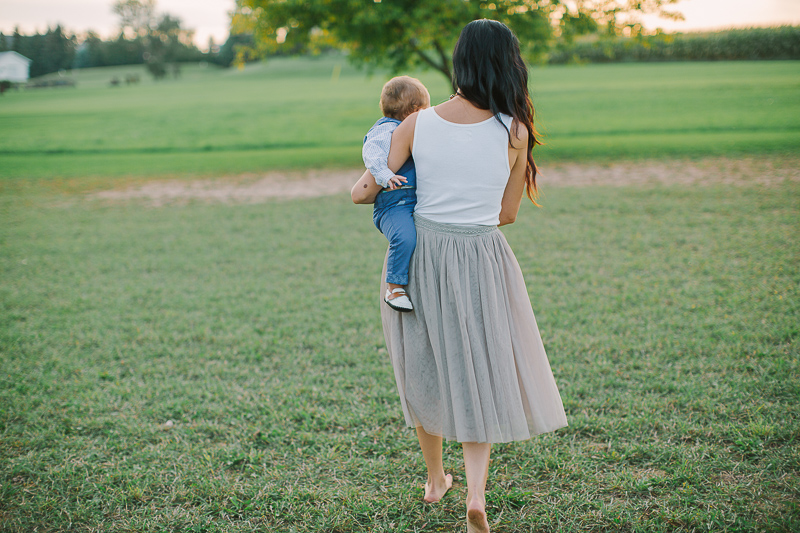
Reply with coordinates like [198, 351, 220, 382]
[381, 214, 568, 443]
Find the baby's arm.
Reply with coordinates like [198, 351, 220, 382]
[353, 115, 418, 204]
[362, 122, 405, 189]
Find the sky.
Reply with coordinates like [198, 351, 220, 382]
[0, 0, 237, 50]
[637, 0, 800, 33]
[1, 0, 799, 51]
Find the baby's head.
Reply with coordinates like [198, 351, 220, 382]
[380, 76, 430, 121]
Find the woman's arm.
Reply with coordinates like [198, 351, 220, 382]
[351, 169, 383, 204]
[498, 121, 530, 226]
[386, 111, 416, 170]
[350, 111, 419, 205]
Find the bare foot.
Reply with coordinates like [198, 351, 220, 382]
[423, 473, 453, 503]
[466, 500, 490, 533]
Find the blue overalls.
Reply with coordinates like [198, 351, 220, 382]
[368, 120, 417, 286]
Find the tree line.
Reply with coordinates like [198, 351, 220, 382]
[549, 26, 800, 64]
[0, 26, 250, 80]
[231, 0, 685, 91]
[0, 0, 250, 80]
[4, 0, 797, 84]
[1, 26, 77, 79]
[231, 0, 799, 89]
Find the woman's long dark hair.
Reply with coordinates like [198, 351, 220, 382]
[452, 19, 541, 202]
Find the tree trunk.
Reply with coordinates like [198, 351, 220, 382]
[432, 39, 455, 93]
[409, 40, 455, 93]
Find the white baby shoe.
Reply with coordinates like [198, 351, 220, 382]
[384, 287, 413, 312]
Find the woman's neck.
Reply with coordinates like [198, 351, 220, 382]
[434, 93, 494, 124]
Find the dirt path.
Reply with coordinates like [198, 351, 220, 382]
[91, 156, 799, 206]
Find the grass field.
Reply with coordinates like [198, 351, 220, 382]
[1, 180, 798, 532]
[1, 56, 799, 532]
[0, 56, 798, 180]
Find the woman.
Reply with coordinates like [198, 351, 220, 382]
[352, 20, 567, 532]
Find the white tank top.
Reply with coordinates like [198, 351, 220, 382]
[412, 106, 513, 226]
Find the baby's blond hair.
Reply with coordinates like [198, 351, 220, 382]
[380, 76, 430, 121]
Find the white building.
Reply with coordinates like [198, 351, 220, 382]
[0, 51, 32, 83]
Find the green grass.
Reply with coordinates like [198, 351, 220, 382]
[1, 53, 798, 531]
[1, 178, 798, 531]
[1, 57, 798, 180]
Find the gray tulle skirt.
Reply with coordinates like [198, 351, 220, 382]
[381, 214, 568, 443]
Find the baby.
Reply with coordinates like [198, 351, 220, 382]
[362, 76, 430, 312]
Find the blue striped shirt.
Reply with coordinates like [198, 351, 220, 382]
[362, 117, 401, 188]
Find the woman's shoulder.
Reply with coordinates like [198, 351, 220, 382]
[508, 116, 528, 149]
[396, 109, 424, 135]
[388, 110, 421, 158]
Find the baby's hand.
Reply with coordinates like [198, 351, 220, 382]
[387, 175, 407, 190]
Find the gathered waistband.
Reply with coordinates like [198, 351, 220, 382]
[414, 213, 497, 235]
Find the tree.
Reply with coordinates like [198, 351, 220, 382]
[106, 32, 147, 66]
[112, 0, 156, 39]
[11, 27, 23, 55]
[41, 26, 76, 74]
[7, 26, 75, 77]
[145, 14, 188, 79]
[213, 32, 254, 67]
[112, 0, 199, 79]
[231, 0, 681, 90]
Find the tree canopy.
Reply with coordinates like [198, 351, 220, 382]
[231, 0, 681, 90]
[112, 0, 156, 39]
[112, 0, 196, 79]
